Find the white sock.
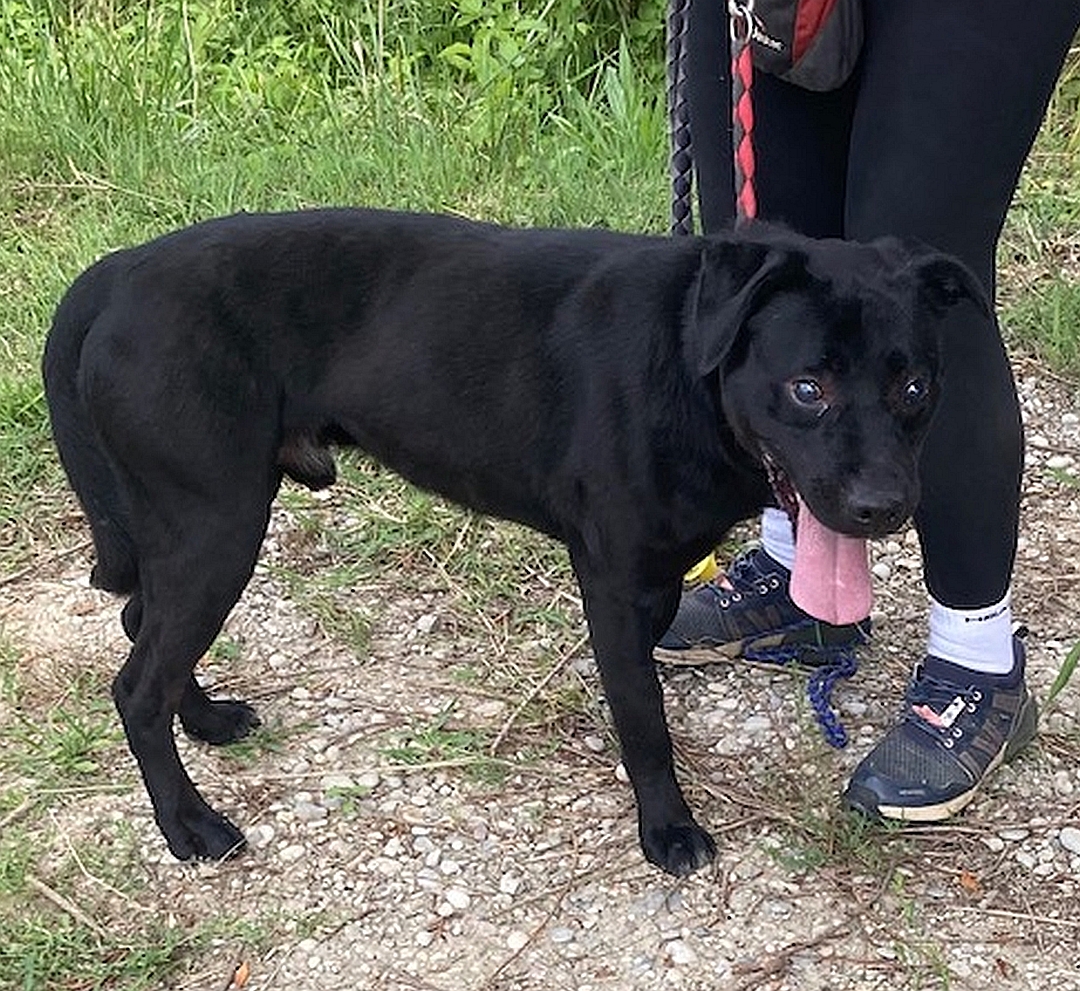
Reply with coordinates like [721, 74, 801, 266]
[926, 593, 1015, 675]
[761, 507, 796, 572]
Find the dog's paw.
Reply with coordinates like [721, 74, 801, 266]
[641, 820, 717, 877]
[164, 806, 247, 862]
[179, 699, 261, 746]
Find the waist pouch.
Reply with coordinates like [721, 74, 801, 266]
[748, 0, 863, 91]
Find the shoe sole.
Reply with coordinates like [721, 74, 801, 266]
[652, 636, 769, 666]
[850, 694, 1039, 823]
[653, 630, 862, 669]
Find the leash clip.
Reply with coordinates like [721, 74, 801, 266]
[728, 0, 755, 45]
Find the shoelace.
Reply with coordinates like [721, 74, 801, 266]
[705, 550, 786, 608]
[903, 668, 983, 749]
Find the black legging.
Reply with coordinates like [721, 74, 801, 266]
[684, 0, 1079, 609]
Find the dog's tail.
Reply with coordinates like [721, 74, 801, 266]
[42, 256, 138, 596]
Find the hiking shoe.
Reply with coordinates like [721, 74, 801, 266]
[654, 546, 870, 667]
[844, 637, 1037, 822]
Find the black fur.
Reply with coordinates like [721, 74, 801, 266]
[43, 209, 984, 875]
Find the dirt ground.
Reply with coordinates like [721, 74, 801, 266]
[2, 357, 1079, 991]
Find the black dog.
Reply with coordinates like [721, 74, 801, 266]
[43, 209, 984, 876]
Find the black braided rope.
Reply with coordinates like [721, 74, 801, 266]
[666, 0, 694, 236]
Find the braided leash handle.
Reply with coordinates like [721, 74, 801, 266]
[666, 0, 694, 236]
[728, 0, 757, 224]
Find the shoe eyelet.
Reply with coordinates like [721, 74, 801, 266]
[952, 728, 963, 738]
[769, 577, 781, 588]
[970, 689, 983, 702]
[943, 738, 954, 749]
[731, 592, 742, 602]
[966, 702, 977, 713]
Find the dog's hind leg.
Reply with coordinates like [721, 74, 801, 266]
[119, 592, 261, 744]
[112, 493, 273, 861]
[571, 552, 716, 876]
[178, 678, 261, 745]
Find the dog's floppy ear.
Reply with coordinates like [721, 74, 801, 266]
[909, 252, 991, 318]
[687, 239, 803, 376]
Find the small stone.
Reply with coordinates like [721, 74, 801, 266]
[507, 931, 529, 951]
[1052, 771, 1075, 797]
[571, 656, 596, 676]
[499, 873, 522, 896]
[444, 887, 471, 911]
[741, 715, 772, 734]
[1058, 826, 1080, 856]
[1047, 454, 1073, 470]
[550, 926, 575, 944]
[981, 835, 1006, 854]
[371, 857, 400, 876]
[997, 828, 1030, 842]
[637, 889, 668, 915]
[415, 930, 435, 947]
[871, 562, 892, 581]
[666, 939, 698, 967]
[279, 844, 305, 863]
[295, 801, 328, 822]
[354, 770, 381, 791]
[615, 763, 630, 784]
[249, 824, 275, 849]
[416, 613, 438, 633]
[1014, 849, 1037, 870]
[584, 734, 606, 753]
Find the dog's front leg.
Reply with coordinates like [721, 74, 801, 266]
[573, 556, 716, 876]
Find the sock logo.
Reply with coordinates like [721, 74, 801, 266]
[963, 603, 1010, 624]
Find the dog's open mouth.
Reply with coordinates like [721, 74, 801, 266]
[761, 451, 873, 627]
[762, 451, 800, 524]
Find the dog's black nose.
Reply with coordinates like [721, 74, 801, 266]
[845, 492, 909, 534]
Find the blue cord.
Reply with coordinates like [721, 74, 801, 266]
[743, 630, 858, 749]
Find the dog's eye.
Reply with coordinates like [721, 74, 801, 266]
[903, 377, 930, 406]
[789, 378, 825, 408]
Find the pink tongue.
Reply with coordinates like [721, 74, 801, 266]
[789, 495, 872, 626]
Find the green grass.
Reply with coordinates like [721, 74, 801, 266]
[381, 705, 511, 784]
[998, 45, 1080, 370]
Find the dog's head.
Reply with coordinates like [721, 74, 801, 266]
[688, 227, 987, 538]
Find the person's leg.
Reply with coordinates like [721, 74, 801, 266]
[660, 1, 866, 665]
[842, 0, 1080, 819]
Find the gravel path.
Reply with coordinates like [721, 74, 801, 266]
[3, 360, 1079, 990]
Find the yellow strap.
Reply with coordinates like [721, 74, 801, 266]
[684, 552, 719, 584]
